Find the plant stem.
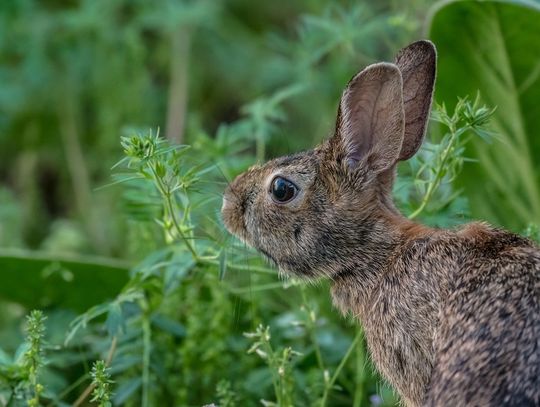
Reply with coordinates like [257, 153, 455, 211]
[164, 189, 198, 259]
[149, 163, 198, 259]
[227, 282, 289, 294]
[48, 374, 89, 406]
[352, 335, 366, 407]
[300, 287, 325, 372]
[320, 330, 362, 407]
[72, 336, 118, 407]
[408, 129, 458, 219]
[264, 342, 281, 406]
[58, 93, 106, 254]
[202, 259, 275, 274]
[142, 314, 151, 407]
[166, 27, 191, 143]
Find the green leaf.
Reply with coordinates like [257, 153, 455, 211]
[150, 314, 186, 338]
[428, 0, 540, 230]
[0, 249, 129, 312]
[113, 377, 142, 405]
[163, 250, 195, 293]
[219, 248, 227, 281]
[105, 302, 125, 337]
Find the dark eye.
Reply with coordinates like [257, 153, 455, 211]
[270, 177, 298, 203]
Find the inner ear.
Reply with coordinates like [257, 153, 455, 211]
[335, 62, 405, 174]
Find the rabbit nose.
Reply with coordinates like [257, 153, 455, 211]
[221, 192, 234, 213]
[222, 173, 246, 209]
[221, 183, 245, 236]
[221, 187, 234, 213]
[221, 184, 240, 216]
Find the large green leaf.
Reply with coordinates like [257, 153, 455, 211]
[0, 249, 129, 312]
[428, 0, 540, 231]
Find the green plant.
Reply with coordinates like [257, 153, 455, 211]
[23, 311, 46, 407]
[429, 0, 540, 230]
[0, 310, 47, 406]
[90, 360, 113, 407]
[245, 325, 301, 407]
[403, 95, 495, 221]
[216, 379, 239, 407]
[524, 224, 540, 243]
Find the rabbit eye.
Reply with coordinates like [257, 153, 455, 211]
[270, 177, 298, 203]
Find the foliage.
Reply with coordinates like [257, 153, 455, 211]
[524, 223, 540, 243]
[0, 250, 129, 312]
[90, 360, 114, 407]
[216, 380, 239, 407]
[22, 311, 47, 407]
[429, 0, 540, 231]
[396, 95, 495, 225]
[245, 325, 301, 406]
[0, 310, 46, 407]
[0, 1, 537, 406]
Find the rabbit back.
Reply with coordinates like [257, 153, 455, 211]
[332, 224, 540, 407]
[425, 241, 540, 406]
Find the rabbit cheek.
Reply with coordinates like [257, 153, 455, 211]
[247, 211, 296, 271]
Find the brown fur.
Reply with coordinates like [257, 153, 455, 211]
[221, 41, 540, 406]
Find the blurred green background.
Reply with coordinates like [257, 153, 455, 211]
[0, 0, 539, 406]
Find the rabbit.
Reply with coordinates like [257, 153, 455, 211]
[221, 40, 540, 407]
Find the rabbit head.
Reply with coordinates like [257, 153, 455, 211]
[222, 40, 436, 279]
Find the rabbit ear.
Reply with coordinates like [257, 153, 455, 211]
[394, 40, 436, 161]
[334, 62, 405, 173]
